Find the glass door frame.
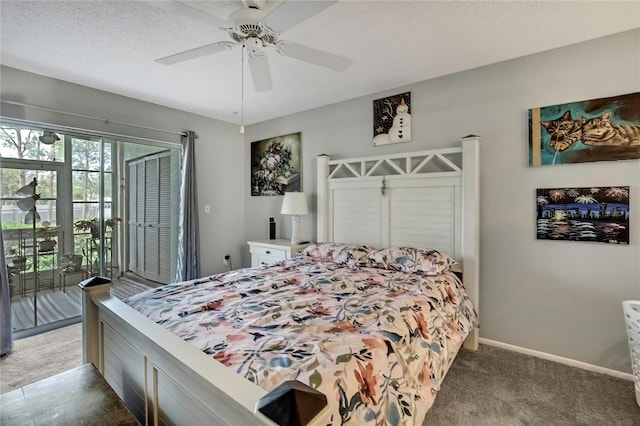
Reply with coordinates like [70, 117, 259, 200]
[1, 118, 180, 337]
[1, 158, 66, 330]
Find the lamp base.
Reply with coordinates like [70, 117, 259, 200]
[290, 215, 302, 245]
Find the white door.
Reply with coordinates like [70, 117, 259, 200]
[127, 152, 177, 283]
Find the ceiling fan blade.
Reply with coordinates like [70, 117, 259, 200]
[263, 0, 336, 34]
[279, 42, 352, 71]
[143, 0, 230, 29]
[156, 41, 235, 65]
[247, 46, 273, 92]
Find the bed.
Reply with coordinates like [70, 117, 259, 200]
[80, 135, 481, 425]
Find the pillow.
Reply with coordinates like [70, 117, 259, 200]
[366, 247, 457, 275]
[334, 244, 377, 267]
[301, 243, 345, 262]
[302, 243, 376, 266]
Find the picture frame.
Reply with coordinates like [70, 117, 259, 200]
[536, 186, 630, 244]
[529, 92, 640, 167]
[373, 92, 411, 146]
[250, 132, 301, 196]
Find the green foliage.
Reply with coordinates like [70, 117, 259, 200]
[75, 218, 110, 240]
[1, 167, 24, 196]
[61, 253, 83, 272]
[39, 221, 56, 240]
[1, 221, 31, 230]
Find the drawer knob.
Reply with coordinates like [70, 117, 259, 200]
[265, 250, 271, 254]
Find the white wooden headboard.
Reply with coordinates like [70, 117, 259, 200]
[316, 135, 480, 349]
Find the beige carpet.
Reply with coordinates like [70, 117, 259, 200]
[0, 323, 82, 394]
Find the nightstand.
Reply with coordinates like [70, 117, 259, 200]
[248, 239, 311, 267]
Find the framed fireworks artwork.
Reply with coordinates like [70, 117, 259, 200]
[536, 186, 630, 244]
[373, 92, 411, 146]
[528, 92, 640, 167]
[250, 132, 301, 196]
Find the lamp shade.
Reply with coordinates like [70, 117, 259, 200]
[280, 192, 309, 216]
[16, 180, 37, 196]
[17, 198, 36, 212]
[24, 210, 41, 224]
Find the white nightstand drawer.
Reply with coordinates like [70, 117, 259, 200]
[253, 254, 285, 267]
[247, 239, 312, 268]
[251, 246, 286, 259]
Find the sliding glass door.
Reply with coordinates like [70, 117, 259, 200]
[1, 164, 62, 331]
[1, 122, 180, 337]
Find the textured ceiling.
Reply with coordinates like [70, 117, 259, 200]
[1, 1, 639, 126]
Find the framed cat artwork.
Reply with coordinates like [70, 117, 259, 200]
[528, 92, 640, 166]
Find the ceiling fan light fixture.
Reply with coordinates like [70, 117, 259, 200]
[39, 131, 60, 145]
[241, 0, 265, 10]
[229, 5, 265, 27]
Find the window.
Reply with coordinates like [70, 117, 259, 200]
[0, 127, 64, 162]
[1, 168, 58, 228]
[1, 167, 60, 275]
[71, 137, 114, 271]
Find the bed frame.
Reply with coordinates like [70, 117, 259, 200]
[81, 135, 480, 425]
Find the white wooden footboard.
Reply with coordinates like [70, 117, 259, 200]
[81, 283, 283, 426]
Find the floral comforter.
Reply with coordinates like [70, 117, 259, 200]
[124, 257, 478, 425]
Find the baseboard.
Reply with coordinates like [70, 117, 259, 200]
[478, 337, 634, 382]
[14, 315, 81, 340]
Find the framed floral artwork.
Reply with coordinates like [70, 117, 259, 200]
[251, 132, 301, 196]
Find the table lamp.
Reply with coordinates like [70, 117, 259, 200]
[280, 192, 309, 244]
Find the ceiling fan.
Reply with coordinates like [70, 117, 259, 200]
[149, 0, 352, 92]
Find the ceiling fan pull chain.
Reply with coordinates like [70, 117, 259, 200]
[240, 43, 245, 134]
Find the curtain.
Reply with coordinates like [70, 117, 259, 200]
[0, 217, 13, 356]
[175, 131, 201, 282]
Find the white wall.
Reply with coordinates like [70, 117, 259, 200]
[245, 29, 640, 374]
[0, 65, 245, 277]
